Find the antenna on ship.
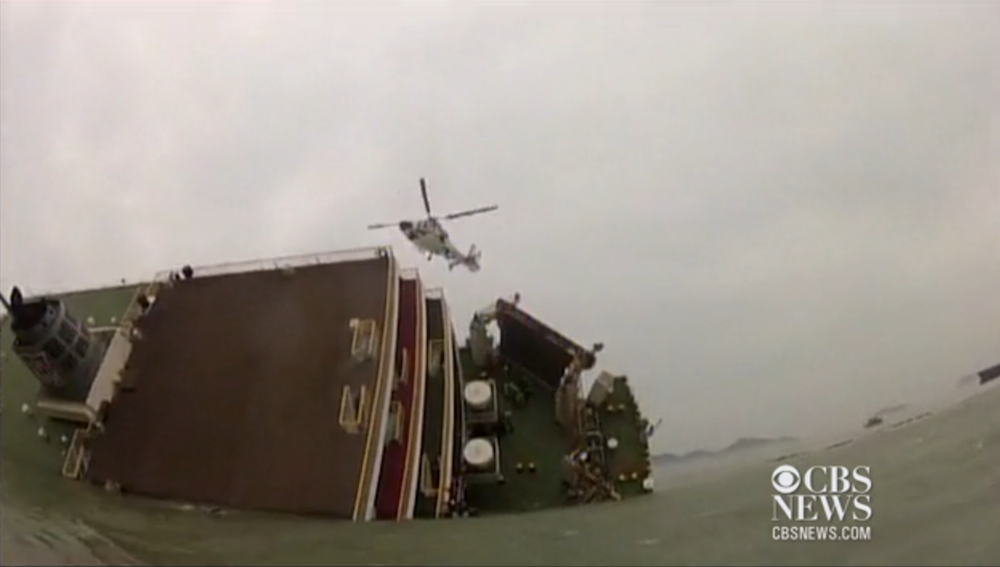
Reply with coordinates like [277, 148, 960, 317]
[0, 287, 26, 315]
[0, 287, 24, 314]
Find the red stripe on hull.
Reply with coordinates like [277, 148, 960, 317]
[374, 279, 419, 520]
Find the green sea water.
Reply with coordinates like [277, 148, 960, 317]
[3, 382, 997, 566]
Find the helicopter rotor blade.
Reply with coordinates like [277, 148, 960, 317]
[441, 205, 499, 221]
[367, 222, 398, 230]
[420, 178, 432, 216]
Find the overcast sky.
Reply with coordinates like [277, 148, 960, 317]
[1, 1, 997, 453]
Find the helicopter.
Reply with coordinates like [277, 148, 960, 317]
[367, 178, 498, 272]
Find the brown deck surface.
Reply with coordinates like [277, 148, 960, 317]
[86, 257, 391, 517]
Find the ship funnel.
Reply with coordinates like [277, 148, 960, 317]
[4, 285, 108, 400]
[6, 287, 49, 331]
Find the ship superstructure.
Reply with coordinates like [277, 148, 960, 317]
[0, 246, 654, 520]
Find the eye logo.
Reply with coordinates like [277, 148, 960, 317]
[771, 464, 801, 494]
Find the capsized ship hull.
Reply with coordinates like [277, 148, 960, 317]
[0, 246, 654, 520]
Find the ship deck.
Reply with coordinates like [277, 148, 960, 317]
[461, 300, 653, 513]
[85, 256, 395, 518]
[459, 301, 582, 513]
[1, 285, 140, 501]
[596, 376, 653, 498]
[460, 347, 570, 514]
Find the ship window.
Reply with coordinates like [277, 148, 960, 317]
[23, 352, 62, 387]
[350, 319, 378, 361]
[73, 338, 90, 359]
[56, 354, 76, 374]
[395, 349, 409, 388]
[385, 401, 404, 444]
[419, 453, 439, 497]
[24, 352, 52, 375]
[42, 340, 67, 361]
[339, 385, 368, 434]
[58, 325, 77, 345]
[427, 340, 444, 376]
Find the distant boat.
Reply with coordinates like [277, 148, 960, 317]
[978, 363, 1000, 385]
[864, 415, 884, 429]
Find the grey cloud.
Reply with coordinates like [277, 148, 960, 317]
[1, 1, 997, 453]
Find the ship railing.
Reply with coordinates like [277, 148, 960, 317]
[120, 282, 159, 332]
[8, 247, 392, 300]
[152, 245, 391, 282]
[14, 281, 145, 302]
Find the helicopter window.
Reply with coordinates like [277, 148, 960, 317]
[338, 384, 368, 434]
[350, 318, 378, 361]
[73, 338, 90, 359]
[42, 339, 67, 362]
[55, 351, 77, 374]
[22, 352, 52, 377]
[57, 324, 77, 346]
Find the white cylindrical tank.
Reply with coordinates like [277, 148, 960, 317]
[463, 437, 495, 470]
[463, 380, 493, 411]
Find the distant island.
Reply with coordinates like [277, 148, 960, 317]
[956, 363, 999, 388]
[871, 403, 909, 417]
[653, 436, 797, 465]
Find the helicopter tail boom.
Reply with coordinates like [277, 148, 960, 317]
[448, 244, 481, 272]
